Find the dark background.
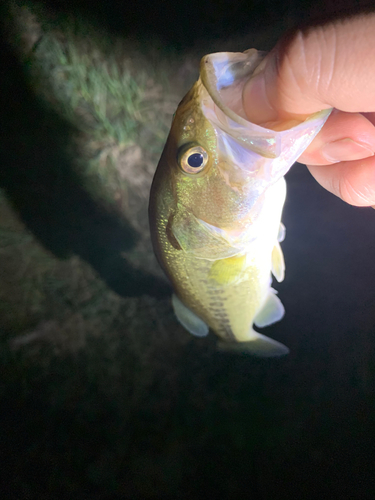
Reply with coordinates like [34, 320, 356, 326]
[1, 0, 375, 498]
[12, 0, 375, 49]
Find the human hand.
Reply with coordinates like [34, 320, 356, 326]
[242, 13, 375, 206]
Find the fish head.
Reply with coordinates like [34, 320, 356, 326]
[154, 80, 252, 231]
[153, 50, 331, 236]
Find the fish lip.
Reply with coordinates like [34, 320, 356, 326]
[200, 50, 266, 128]
[199, 51, 287, 160]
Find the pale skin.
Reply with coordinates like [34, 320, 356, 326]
[242, 12, 375, 207]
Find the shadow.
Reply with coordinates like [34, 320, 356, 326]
[0, 22, 170, 299]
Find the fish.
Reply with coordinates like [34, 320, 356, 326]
[149, 49, 331, 356]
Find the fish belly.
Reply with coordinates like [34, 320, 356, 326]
[170, 248, 271, 342]
[206, 252, 271, 341]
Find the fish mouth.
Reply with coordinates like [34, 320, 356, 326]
[199, 50, 331, 162]
[200, 49, 266, 126]
[200, 50, 284, 159]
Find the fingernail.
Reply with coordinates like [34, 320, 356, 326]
[242, 67, 278, 125]
[321, 138, 374, 163]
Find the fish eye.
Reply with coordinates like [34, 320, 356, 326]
[178, 145, 209, 174]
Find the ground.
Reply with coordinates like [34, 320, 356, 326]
[1, 2, 375, 498]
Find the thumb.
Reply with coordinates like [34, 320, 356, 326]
[243, 13, 375, 126]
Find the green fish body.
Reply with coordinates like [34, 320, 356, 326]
[149, 49, 331, 356]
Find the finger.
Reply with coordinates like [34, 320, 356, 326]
[307, 156, 375, 206]
[362, 112, 375, 126]
[243, 13, 375, 125]
[298, 110, 375, 165]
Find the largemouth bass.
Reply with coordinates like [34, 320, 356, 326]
[149, 49, 330, 356]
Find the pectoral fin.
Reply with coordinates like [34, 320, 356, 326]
[218, 331, 289, 357]
[271, 241, 285, 282]
[254, 288, 285, 328]
[172, 294, 209, 337]
[171, 209, 240, 260]
[277, 222, 286, 242]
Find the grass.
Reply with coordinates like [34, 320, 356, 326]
[31, 31, 147, 145]
[8, 7, 184, 214]
[0, 4, 186, 335]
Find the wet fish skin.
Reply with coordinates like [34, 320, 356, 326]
[149, 49, 331, 356]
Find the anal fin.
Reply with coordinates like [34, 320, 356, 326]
[172, 294, 209, 337]
[254, 289, 285, 328]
